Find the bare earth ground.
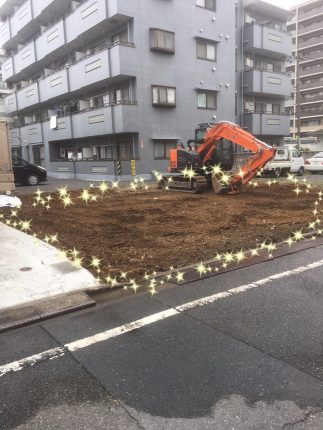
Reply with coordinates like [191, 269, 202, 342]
[2, 183, 321, 280]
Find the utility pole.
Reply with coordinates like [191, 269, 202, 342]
[295, 54, 302, 150]
[293, 6, 301, 150]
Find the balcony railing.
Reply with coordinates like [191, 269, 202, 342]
[299, 80, 323, 90]
[298, 4, 323, 22]
[298, 21, 323, 37]
[300, 64, 323, 77]
[19, 40, 134, 85]
[298, 33, 323, 49]
[300, 95, 323, 104]
[8, 100, 137, 129]
[243, 66, 290, 76]
[300, 109, 323, 117]
[243, 110, 290, 116]
[244, 22, 291, 36]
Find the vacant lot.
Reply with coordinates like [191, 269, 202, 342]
[4, 182, 320, 280]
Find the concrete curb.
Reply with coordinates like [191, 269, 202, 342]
[0, 291, 96, 333]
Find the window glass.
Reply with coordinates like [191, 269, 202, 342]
[165, 32, 174, 50]
[167, 88, 175, 104]
[197, 40, 216, 60]
[197, 92, 207, 108]
[207, 44, 216, 60]
[157, 31, 164, 48]
[205, 0, 215, 9]
[152, 87, 159, 104]
[207, 92, 216, 109]
[154, 142, 165, 158]
[152, 86, 176, 105]
[159, 87, 167, 104]
[197, 42, 207, 58]
[292, 150, 300, 158]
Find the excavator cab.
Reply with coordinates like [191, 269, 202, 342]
[195, 125, 235, 171]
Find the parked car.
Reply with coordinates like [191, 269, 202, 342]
[304, 152, 323, 174]
[12, 156, 47, 186]
[263, 147, 305, 177]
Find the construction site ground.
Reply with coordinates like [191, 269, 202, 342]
[3, 180, 320, 282]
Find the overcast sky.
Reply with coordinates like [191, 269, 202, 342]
[265, 0, 307, 9]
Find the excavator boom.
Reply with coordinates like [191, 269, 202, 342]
[199, 121, 276, 192]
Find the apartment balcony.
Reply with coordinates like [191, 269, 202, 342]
[298, 3, 323, 22]
[300, 95, 323, 104]
[43, 115, 72, 142]
[300, 64, 323, 78]
[243, 112, 290, 136]
[10, 102, 138, 146]
[300, 109, 323, 118]
[8, 127, 21, 147]
[298, 33, 323, 50]
[1, 0, 133, 82]
[4, 42, 136, 115]
[4, 92, 17, 114]
[298, 21, 323, 37]
[285, 98, 295, 108]
[0, 0, 66, 49]
[19, 121, 43, 144]
[243, 23, 292, 59]
[39, 68, 69, 102]
[299, 81, 323, 91]
[17, 81, 39, 109]
[243, 68, 292, 98]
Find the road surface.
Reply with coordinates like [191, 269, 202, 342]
[1, 244, 323, 429]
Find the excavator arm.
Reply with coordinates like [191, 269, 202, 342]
[199, 121, 276, 192]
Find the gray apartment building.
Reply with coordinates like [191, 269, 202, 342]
[0, 0, 292, 180]
[286, 0, 323, 151]
[237, 0, 293, 147]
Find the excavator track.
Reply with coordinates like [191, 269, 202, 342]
[159, 175, 208, 194]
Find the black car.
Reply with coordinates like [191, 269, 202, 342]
[12, 156, 47, 186]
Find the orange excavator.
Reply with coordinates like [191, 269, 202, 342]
[159, 121, 276, 194]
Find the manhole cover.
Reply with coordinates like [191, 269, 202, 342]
[19, 267, 32, 272]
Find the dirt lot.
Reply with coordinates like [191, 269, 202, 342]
[2, 182, 321, 280]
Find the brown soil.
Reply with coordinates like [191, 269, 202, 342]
[3, 183, 320, 280]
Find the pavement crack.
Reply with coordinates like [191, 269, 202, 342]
[39, 324, 145, 430]
[282, 408, 322, 428]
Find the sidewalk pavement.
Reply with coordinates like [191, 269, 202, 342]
[0, 222, 99, 316]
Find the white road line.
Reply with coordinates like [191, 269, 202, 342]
[1, 258, 323, 378]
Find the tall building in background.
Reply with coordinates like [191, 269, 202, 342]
[0, 0, 292, 180]
[236, 0, 293, 147]
[287, 0, 323, 151]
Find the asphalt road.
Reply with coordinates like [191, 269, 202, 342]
[1, 244, 323, 429]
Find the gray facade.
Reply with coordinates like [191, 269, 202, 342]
[236, 0, 292, 146]
[1, 0, 236, 179]
[286, 0, 323, 151]
[0, 0, 291, 179]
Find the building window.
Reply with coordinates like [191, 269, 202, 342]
[114, 86, 130, 103]
[119, 142, 133, 160]
[197, 90, 217, 109]
[196, 0, 216, 11]
[150, 29, 175, 53]
[154, 140, 177, 159]
[197, 40, 217, 61]
[152, 86, 176, 106]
